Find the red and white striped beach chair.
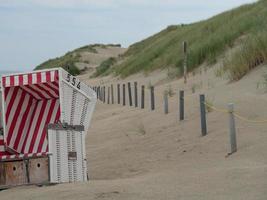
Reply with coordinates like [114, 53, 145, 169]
[0, 68, 96, 188]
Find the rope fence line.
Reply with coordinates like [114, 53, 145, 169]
[93, 84, 267, 155]
[204, 102, 229, 114]
[94, 83, 267, 124]
[233, 113, 267, 124]
[184, 92, 199, 98]
[200, 95, 267, 155]
[204, 102, 267, 123]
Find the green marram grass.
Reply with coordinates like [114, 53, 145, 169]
[91, 57, 116, 77]
[35, 44, 122, 75]
[35, 45, 101, 75]
[35, 52, 81, 75]
[222, 30, 267, 81]
[105, 0, 267, 78]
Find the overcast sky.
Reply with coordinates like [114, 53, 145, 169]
[0, 0, 257, 71]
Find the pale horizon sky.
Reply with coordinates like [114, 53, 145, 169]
[0, 0, 257, 71]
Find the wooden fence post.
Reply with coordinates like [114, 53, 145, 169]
[134, 82, 138, 107]
[123, 84, 126, 106]
[103, 86, 106, 103]
[183, 41, 187, 84]
[98, 86, 101, 100]
[107, 86, 110, 104]
[199, 94, 207, 136]
[99, 87, 101, 101]
[117, 84, 120, 104]
[100, 87, 103, 102]
[150, 86, 155, 110]
[164, 92, 168, 114]
[228, 103, 237, 154]
[111, 84, 114, 104]
[141, 85, 145, 109]
[179, 90, 184, 121]
[128, 82, 133, 106]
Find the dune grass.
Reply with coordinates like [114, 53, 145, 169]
[91, 57, 116, 77]
[75, 45, 98, 54]
[106, 0, 267, 78]
[35, 43, 123, 75]
[222, 31, 267, 81]
[35, 52, 81, 75]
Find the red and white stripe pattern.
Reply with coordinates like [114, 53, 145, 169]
[0, 152, 49, 161]
[4, 89, 60, 154]
[2, 70, 58, 88]
[0, 135, 6, 155]
[2, 70, 61, 155]
[20, 82, 59, 100]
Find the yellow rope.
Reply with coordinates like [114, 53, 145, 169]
[184, 93, 198, 98]
[204, 101, 267, 124]
[141, 88, 267, 124]
[233, 113, 267, 123]
[203, 102, 229, 113]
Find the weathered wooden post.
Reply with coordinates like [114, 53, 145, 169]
[128, 82, 133, 106]
[164, 92, 168, 114]
[97, 86, 100, 100]
[141, 85, 145, 109]
[101, 86, 104, 102]
[179, 90, 184, 121]
[99, 87, 101, 101]
[103, 86, 106, 103]
[107, 86, 110, 104]
[96, 86, 99, 99]
[134, 82, 138, 107]
[199, 94, 207, 136]
[183, 41, 187, 84]
[123, 84, 126, 106]
[111, 84, 114, 104]
[100, 86, 103, 102]
[150, 86, 155, 110]
[228, 103, 237, 154]
[117, 84, 120, 104]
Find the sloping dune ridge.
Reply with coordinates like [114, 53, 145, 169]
[1, 59, 267, 199]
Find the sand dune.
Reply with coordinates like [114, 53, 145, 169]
[1, 62, 267, 199]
